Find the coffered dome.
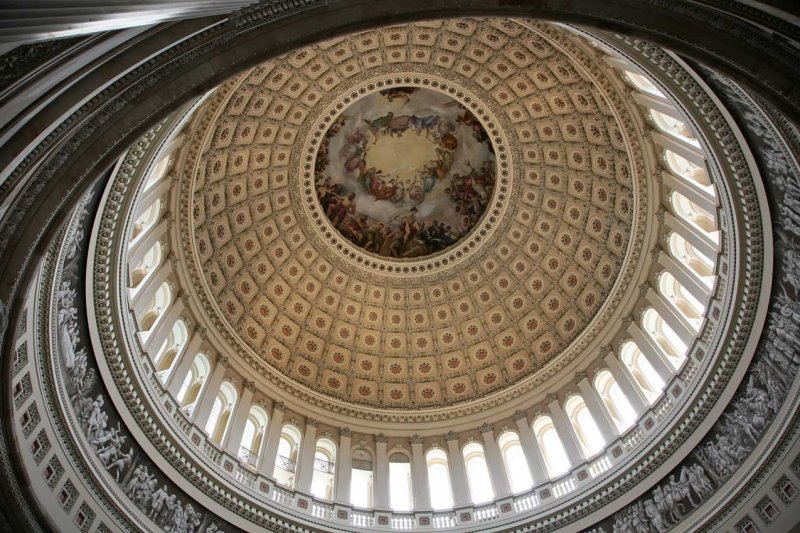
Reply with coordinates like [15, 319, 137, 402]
[176, 19, 647, 411]
[3, 4, 798, 533]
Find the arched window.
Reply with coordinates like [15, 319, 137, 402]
[204, 381, 237, 445]
[659, 272, 705, 331]
[145, 155, 171, 190]
[643, 308, 688, 369]
[624, 70, 665, 98]
[177, 353, 210, 414]
[664, 149, 713, 191]
[154, 319, 188, 381]
[350, 448, 373, 508]
[668, 232, 715, 286]
[594, 371, 637, 432]
[274, 424, 302, 488]
[130, 199, 161, 242]
[462, 442, 494, 504]
[620, 341, 665, 404]
[389, 452, 413, 511]
[671, 191, 718, 240]
[130, 241, 162, 289]
[311, 438, 336, 500]
[138, 281, 171, 333]
[564, 396, 606, 457]
[650, 109, 699, 147]
[238, 405, 268, 467]
[498, 432, 533, 492]
[425, 448, 454, 510]
[532, 416, 570, 478]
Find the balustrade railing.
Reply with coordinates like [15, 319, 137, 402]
[311, 501, 334, 519]
[235, 464, 256, 487]
[588, 454, 612, 478]
[432, 514, 456, 528]
[552, 475, 577, 497]
[313, 456, 335, 473]
[352, 509, 375, 528]
[238, 446, 258, 466]
[514, 492, 539, 512]
[271, 484, 293, 506]
[474, 504, 499, 522]
[391, 515, 414, 530]
[275, 454, 296, 473]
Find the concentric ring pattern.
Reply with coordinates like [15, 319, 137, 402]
[179, 19, 645, 409]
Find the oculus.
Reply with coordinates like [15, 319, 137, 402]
[314, 87, 496, 259]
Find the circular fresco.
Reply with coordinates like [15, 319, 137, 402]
[314, 87, 496, 259]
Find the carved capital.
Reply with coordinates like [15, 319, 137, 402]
[650, 244, 662, 261]
[639, 282, 651, 297]
[179, 292, 191, 308]
[217, 355, 230, 369]
[479, 422, 493, 434]
[411, 434, 424, 445]
[243, 379, 256, 393]
[599, 345, 612, 358]
[544, 393, 558, 405]
[621, 315, 634, 329]
[445, 431, 458, 442]
[340, 427, 352, 438]
[655, 206, 666, 223]
[512, 409, 528, 422]
[273, 401, 285, 412]
[306, 418, 319, 428]
[574, 371, 588, 384]
[375, 433, 387, 444]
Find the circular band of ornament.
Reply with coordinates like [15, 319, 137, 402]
[300, 74, 513, 276]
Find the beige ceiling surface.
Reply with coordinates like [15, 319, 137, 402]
[176, 19, 646, 411]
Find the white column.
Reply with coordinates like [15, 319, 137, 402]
[141, 298, 184, 354]
[410, 436, 431, 510]
[137, 179, 170, 216]
[627, 324, 676, 383]
[295, 420, 319, 493]
[646, 288, 697, 345]
[224, 380, 255, 455]
[131, 262, 172, 318]
[191, 355, 228, 427]
[513, 411, 548, 486]
[258, 403, 284, 476]
[603, 352, 648, 416]
[334, 429, 352, 504]
[575, 374, 617, 445]
[479, 424, 511, 498]
[664, 212, 719, 257]
[445, 434, 470, 507]
[662, 173, 717, 213]
[166, 333, 203, 396]
[128, 218, 168, 269]
[374, 435, 389, 509]
[631, 92, 676, 117]
[657, 251, 710, 305]
[651, 131, 705, 166]
[545, 395, 584, 465]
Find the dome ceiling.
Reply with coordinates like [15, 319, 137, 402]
[177, 19, 647, 410]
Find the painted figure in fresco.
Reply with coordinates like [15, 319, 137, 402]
[317, 89, 496, 258]
[379, 86, 417, 106]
